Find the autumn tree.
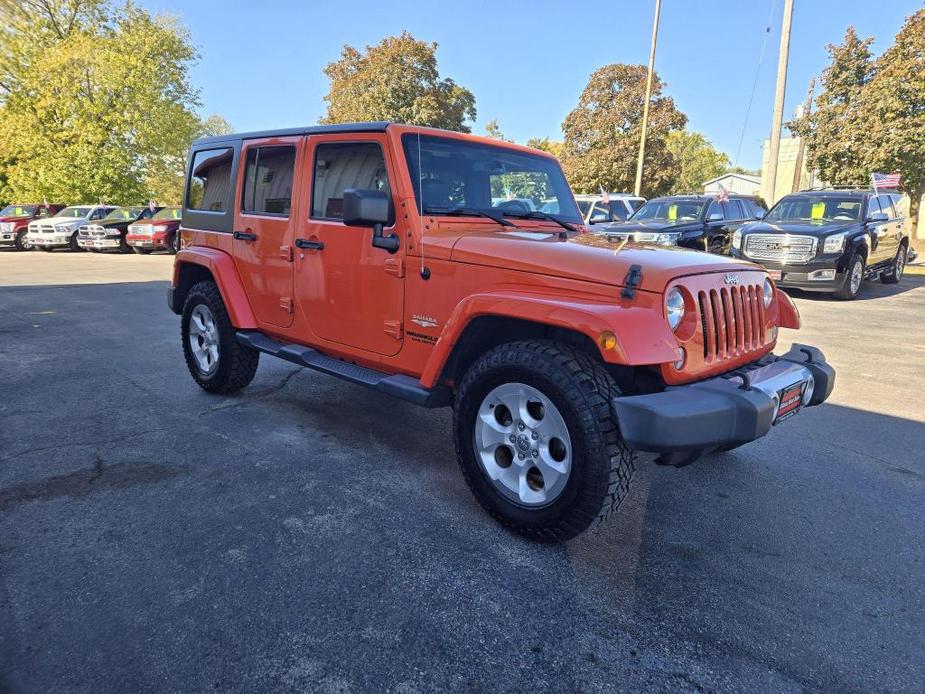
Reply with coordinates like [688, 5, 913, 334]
[790, 27, 876, 186]
[321, 32, 476, 132]
[0, 0, 224, 204]
[666, 130, 730, 193]
[484, 119, 508, 141]
[526, 137, 564, 160]
[561, 64, 686, 196]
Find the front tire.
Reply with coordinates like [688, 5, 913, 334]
[181, 281, 259, 394]
[14, 231, 32, 251]
[453, 340, 635, 542]
[168, 232, 180, 255]
[69, 232, 83, 252]
[834, 254, 864, 300]
[881, 245, 906, 284]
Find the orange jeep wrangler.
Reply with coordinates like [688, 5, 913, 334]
[168, 123, 835, 541]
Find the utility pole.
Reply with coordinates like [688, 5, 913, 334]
[791, 77, 815, 193]
[764, 0, 794, 204]
[634, 0, 662, 197]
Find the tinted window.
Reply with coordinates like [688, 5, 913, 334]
[589, 202, 610, 222]
[877, 194, 896, 219]
[188, 148, 233, 212]
[631, 199, 705, 222]
[749, 200, 767, 218]
[153, 207, 182, 221]
[707, 201, 725, 221]
[865, 196, 882, 219]
[607, 201, 629, 221]
[312, 142, 389, 220]
[723, 200, 744, 220]
[768, 195, 863, 222]
[243, 146, 296, 216]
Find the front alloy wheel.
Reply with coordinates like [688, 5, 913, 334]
[14, 231, 32, 251]
[474, 383, 572, 507]
[835, 254, 864, 300]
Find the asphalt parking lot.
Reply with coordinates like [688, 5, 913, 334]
[1, 249, 923, 693]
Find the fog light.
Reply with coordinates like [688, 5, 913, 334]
[598, 331, 617, 351]
[673, 347, 686, 370]
[809, 269, 836, 280]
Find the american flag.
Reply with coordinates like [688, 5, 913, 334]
[714, 185, 729, 203]
[600, 186, 610, 203]
[872, 172, 901, 189]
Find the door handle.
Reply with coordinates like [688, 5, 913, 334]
[295, 238, 324, 251]
[233, 230, 257, 241]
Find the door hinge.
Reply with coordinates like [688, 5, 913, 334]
[384, 257, 405, 278]
[383, 320, 403, 339]
[280, 297, 294, 314]
[279, 245, 293, 261]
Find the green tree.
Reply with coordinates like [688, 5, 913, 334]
[526, 137, 564, 160]
[0, 0, 220, 205]
[484, 118, 507, 140]
[321, 32, 476, 132]
[790, 27, 876, 187]
[666, 130, 730, 193]
[561, 64, 686, 196]
[862, 9, 925, 233]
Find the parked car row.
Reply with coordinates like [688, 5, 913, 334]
[595, 188, 911, 300]
[0, 202, 182, 254]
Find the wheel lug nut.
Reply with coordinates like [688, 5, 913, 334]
[518, 452, 525, 460]
[532, 449, 538, 457]
[509, 434, 516, 443]
[518, 422, 525, 431]
[531, 431, 539, 440]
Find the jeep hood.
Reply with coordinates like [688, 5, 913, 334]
[743, 220, 859, 237]
[450, 230, 760, 293]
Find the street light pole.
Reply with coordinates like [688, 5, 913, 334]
[764, 0, 794, 204]
[634, 0, 662, 198]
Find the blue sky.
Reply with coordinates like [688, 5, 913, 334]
[139, 0, 918, 170]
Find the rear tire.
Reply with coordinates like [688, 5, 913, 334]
[880, 245, 906, 284]
[133, 246, 151, 255]
[181, 281, 259, 394]
[834, 254, 864, 300]
[453, 340, 635, 542]
[13, 231, 32, 251]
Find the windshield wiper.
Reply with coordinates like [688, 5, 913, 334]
[502, 210, 577, 232]
[423, 206, 515, 227]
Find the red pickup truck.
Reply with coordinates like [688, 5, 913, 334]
[0, 203, 66, 251]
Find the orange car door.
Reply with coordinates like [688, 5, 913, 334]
[295, 133, 405, 356]
[232, 136, 301, 328]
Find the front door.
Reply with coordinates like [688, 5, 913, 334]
[232, 136, 300, 328]
[865, 195, 893, 264]
[294, 134, 405, 356]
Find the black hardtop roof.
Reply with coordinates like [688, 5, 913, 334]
[192, 121, 391, 146]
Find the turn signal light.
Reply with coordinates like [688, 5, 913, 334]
[598, 331, 617, 351]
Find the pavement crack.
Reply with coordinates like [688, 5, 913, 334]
[198, 367, 303, 415]
[0, 430, 163, 464]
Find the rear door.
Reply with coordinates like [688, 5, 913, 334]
[876, 194, 901, 263]
[232, 136, 300, 328]
[865, 196, 892, 264]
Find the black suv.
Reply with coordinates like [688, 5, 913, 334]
[594, 193, 767, 254]
[730, 189, 909, 300]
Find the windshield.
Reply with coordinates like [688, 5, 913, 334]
[102, 207, 143, 222]
[57, 206, 92, 218]
[764, 195, 862, 223]
[402, 134, 581, 224]
[630, 199, 704, 222]
[152, 207, 181, 221]
[0, 204, 36, 217]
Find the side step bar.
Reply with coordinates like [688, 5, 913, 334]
[236, 330, 453, 408]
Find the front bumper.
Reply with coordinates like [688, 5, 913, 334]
[731, 251, 845, 291]
[28, 235, 70, 247]
[613, 343, 835, 456]
[127, 235, 167, 249]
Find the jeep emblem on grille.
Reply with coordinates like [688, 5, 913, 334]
[723, 273, 740, 285]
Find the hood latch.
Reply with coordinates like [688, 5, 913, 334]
[621, 264, 643, 299]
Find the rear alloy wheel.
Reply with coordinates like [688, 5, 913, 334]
[881, 245, 906, 284]
[13, 231, 32, 251]
[181, 280, 259, 393]
[834, 254, 864, 300]
[454, 340, 635, 541]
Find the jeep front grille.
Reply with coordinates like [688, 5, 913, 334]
[744, 234, 816, 264]
[696, 284, 766, 362]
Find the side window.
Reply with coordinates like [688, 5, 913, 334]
[242, 145, 296, 216]
[589, 202, 609, 222]
[866, 196, 882, 219]
[723, 200, 744, 220]
[750, 200, 767, 218]
[188, 148, 234, 212]
[91, 208, 106, 220]
[312, 142, 390, 220]
[877, 194, 896, 219]
[707, 200, 725, 221]
[37, 207, 50, 218]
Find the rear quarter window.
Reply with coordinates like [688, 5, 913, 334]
[183, 143, 240, 233]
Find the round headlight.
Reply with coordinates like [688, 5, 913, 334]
[665, 287, 685, 331]
[763, 277, 774, 307]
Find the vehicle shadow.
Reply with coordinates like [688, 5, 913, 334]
[782, 272, 925, 301]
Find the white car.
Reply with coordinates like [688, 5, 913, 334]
[573, 193, 645, 226]
[27, 205, 117, 252]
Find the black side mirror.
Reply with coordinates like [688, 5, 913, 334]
[343, 188, 399, 253]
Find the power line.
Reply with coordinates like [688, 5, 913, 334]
[733, 0, 778, 169]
